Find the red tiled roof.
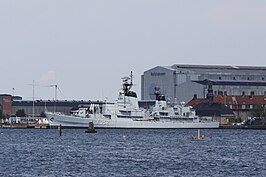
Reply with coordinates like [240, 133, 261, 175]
[213, 95, 266, 105]
[187, 98, 207, 106]
[187, 95, 266, 107]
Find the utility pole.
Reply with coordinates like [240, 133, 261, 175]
[33, 80, 35, 118]
[54, 84, 57, 113]
[12, 88, 15, 97]
[43, 83, 64, 113]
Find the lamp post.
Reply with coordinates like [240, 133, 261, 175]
[33, 80, 35, 118]
[12, 88, 15, 97]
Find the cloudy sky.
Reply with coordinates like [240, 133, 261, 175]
[1, 0, 266, 100]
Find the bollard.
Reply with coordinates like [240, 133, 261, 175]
[58, 124, 62, 136]
[85, 122, 97, 133]
[197, 128, 200, 140]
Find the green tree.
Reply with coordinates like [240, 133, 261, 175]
[15, 109, 27, 117]
[0, 110, 6, 123]
[0, 110, 3, 119]
[251, 104, 266, 119]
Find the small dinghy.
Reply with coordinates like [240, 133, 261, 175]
[85, 122, 97, 133]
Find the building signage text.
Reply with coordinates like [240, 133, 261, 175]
[151, 72, 166, 76]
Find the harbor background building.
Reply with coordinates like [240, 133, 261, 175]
[11, 99, 103, 117]
[2, 64, 266, 123]
[187, 94, 266, 122]
[141, 64, 266, 104]
[0, 94, 12, 116]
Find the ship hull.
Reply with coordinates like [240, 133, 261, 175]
[46, 112, 220, 129]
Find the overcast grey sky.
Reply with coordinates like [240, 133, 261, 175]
[1, 0, 266, 100]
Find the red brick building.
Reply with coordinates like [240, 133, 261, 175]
[0, 94, 12, 116]
[187, 95, 266, 120]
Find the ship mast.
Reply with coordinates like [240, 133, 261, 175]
[122, 71, 133, 95]
[129, 71, 133, 90]
[154, 87, 161, 100]
[33, 80, 35, 118]
[121, 71, 134, 105]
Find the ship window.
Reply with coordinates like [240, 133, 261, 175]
[233, 77, 236, 80]
[160, 112, 168, 116]
[219, 77, 221, 80]
[104, 115, 111, 119]
[247, 77, 250, 80]
[262, 77, 264, 80]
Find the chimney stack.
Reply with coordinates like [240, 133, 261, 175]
[206, 82, 214, 103]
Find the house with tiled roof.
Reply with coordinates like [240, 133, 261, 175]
[187, 88, 266, 123]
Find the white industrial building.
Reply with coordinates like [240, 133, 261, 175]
[141, 64, 266, 103]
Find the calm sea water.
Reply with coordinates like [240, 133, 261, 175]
[0, 128, 266, 177]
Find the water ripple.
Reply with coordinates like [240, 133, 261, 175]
[0, 129, 266, 177]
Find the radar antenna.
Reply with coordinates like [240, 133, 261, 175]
[154, 87, 166, 101]
[154, 87, 161, 100]
[122, 71, 133, 94]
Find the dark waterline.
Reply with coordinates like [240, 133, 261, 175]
[0, 129, 266, 177]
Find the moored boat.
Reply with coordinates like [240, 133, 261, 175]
[45, 72, 219, 129]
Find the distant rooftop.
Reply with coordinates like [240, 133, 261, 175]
[0, 94, 12, 97]
[194, 79, 266, 86]
[171, 64, 266, 71]
[187, 95, 266, 108]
